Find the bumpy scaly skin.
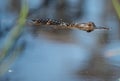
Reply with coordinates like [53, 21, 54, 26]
[31, 18, 109, 32]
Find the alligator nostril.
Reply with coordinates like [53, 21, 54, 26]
[32, 19, 36, 22]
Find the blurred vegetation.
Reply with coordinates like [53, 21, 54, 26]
[112, 0, 120, 19]
[0, 0, 28, 76]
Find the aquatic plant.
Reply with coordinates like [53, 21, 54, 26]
[0, 0, 28, 76]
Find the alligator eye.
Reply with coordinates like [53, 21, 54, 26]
[88, 23, 92, 26]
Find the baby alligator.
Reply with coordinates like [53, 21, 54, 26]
[30, 18, 109, 32]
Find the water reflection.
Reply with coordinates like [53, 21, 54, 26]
[105, 41, 120, 67]
[77, 51, 120, 81]
[6, 33, 89, 81]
